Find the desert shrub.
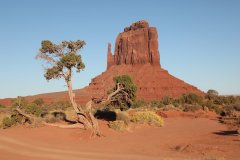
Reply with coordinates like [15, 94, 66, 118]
[207, 89, 219, 96]
[161, 96, 173, 105]
[33, 98, 44, 106]
[182, 104, 202, 112]
[43, 111, 67, 123]
[108, 120, 126, 131]
[131, 111, 164, 127]
[115, 110, 130, 125]
[11, 97, 28, 108]
[204, 100, 223, 114]
[180, 93, 203, 105]
[223, 104, 240, 117]
[1, 116, 18, 129]
[46, 101, 72, 111]
[150, 100, 165, 108]
[131, 99, 146, 108]
[109, 75, 137, 111]
[206, 89, 219, 101]
[224, 96, 237, 105]
[213, 96, 226, 105]
[172, 99, 181, 107]
[24, 103, 44, 117]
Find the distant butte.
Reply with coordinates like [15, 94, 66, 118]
[0, 20, 204, 106]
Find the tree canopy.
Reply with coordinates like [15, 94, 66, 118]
[109, 75, 137, 110]
[36, 40, 86, 81]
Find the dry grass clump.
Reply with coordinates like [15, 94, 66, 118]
[115, 110, 130, 125]
[131, 111, 164, 127]
[63, 108, 78, 122]
[1, 117, 16, 129]
[108, 120, 126, 131]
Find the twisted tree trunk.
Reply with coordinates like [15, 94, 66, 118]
[66, 78, 101, 136]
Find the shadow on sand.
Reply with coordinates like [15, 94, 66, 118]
[213, 130, 239, 136]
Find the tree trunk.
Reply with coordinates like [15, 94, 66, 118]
[66, 78, 100, 136]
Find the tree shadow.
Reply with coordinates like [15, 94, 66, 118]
[94, 109, 116, 121]
[213, 130, 238, 136]
[52, 111, 77, 124]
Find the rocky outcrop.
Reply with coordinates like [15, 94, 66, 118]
[107, 20, 160, 68]
[85, 20, 204, 101]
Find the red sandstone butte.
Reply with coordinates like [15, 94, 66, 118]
[0, 20, 204, 106]
[83, 20, 204, 101]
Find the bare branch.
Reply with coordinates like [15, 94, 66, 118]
[36, 52, 57, 64]
[106, 83, 124, 101]
[15, 107, 32, 119]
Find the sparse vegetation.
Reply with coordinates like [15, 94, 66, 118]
[131, 99, 146, 108]
[131, 111, 164, 127]
[108, 120, 126, 131]
[24, 103, 44, 117]
[115, 110, 130, 125]
[108, 75, 137, 111]
[33, 98, 44, 106]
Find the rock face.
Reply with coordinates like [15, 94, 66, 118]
[84, 20, 204, 101]
[0, 20, 204, 106]
[107, 20, 160, 68]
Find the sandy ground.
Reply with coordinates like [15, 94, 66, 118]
[0, 116, 239, 160]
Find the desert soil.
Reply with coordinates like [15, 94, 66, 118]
[0, 115, 239, 160]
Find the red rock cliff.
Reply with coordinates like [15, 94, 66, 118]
[84, 20, 204, 101]
[107, 20, 160, 68]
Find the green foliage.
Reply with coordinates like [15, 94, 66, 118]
[24, 103, 43, 117]
[222, 104, 240, 117]
[131, 111, 164, 127]
[204, 100, 223, 114]
[149, 100, 165, 108]
[207, 89, 219, 96]
[0, 104, 5, 108]
[44, 66, 63, 80]
[1, 114, 22, 129]
[40, 40, 57, 53]
[161, 96, 173, 105]
[110, 75, 137, 110]
[113, 75, 137, 99]
[180, 93, 203, 105]
[59, 54, 85, 71]
[182, 104, 202, 112]
[37, 40, 86, 81]
[2, 117, 15, 129]
[33, 98, 44, 106]
[131, 99, 146, 108]
[11, 97, 28, 108]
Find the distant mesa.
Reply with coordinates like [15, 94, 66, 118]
[0, 20, 204, 106]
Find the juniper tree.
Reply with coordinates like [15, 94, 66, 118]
[36, 40, 101, 135]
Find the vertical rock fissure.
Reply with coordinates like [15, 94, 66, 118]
[112, 20, 159, 66]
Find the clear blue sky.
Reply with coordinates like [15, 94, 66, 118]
[0, 0, 239, 98]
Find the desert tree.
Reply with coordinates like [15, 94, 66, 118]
[35, 40, 136, 136]
[206, 89, 219, 100]
[36, 40, 102, 135]
[107, 75, 137, 110]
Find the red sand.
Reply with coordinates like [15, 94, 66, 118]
[0, 116, 239, 160]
